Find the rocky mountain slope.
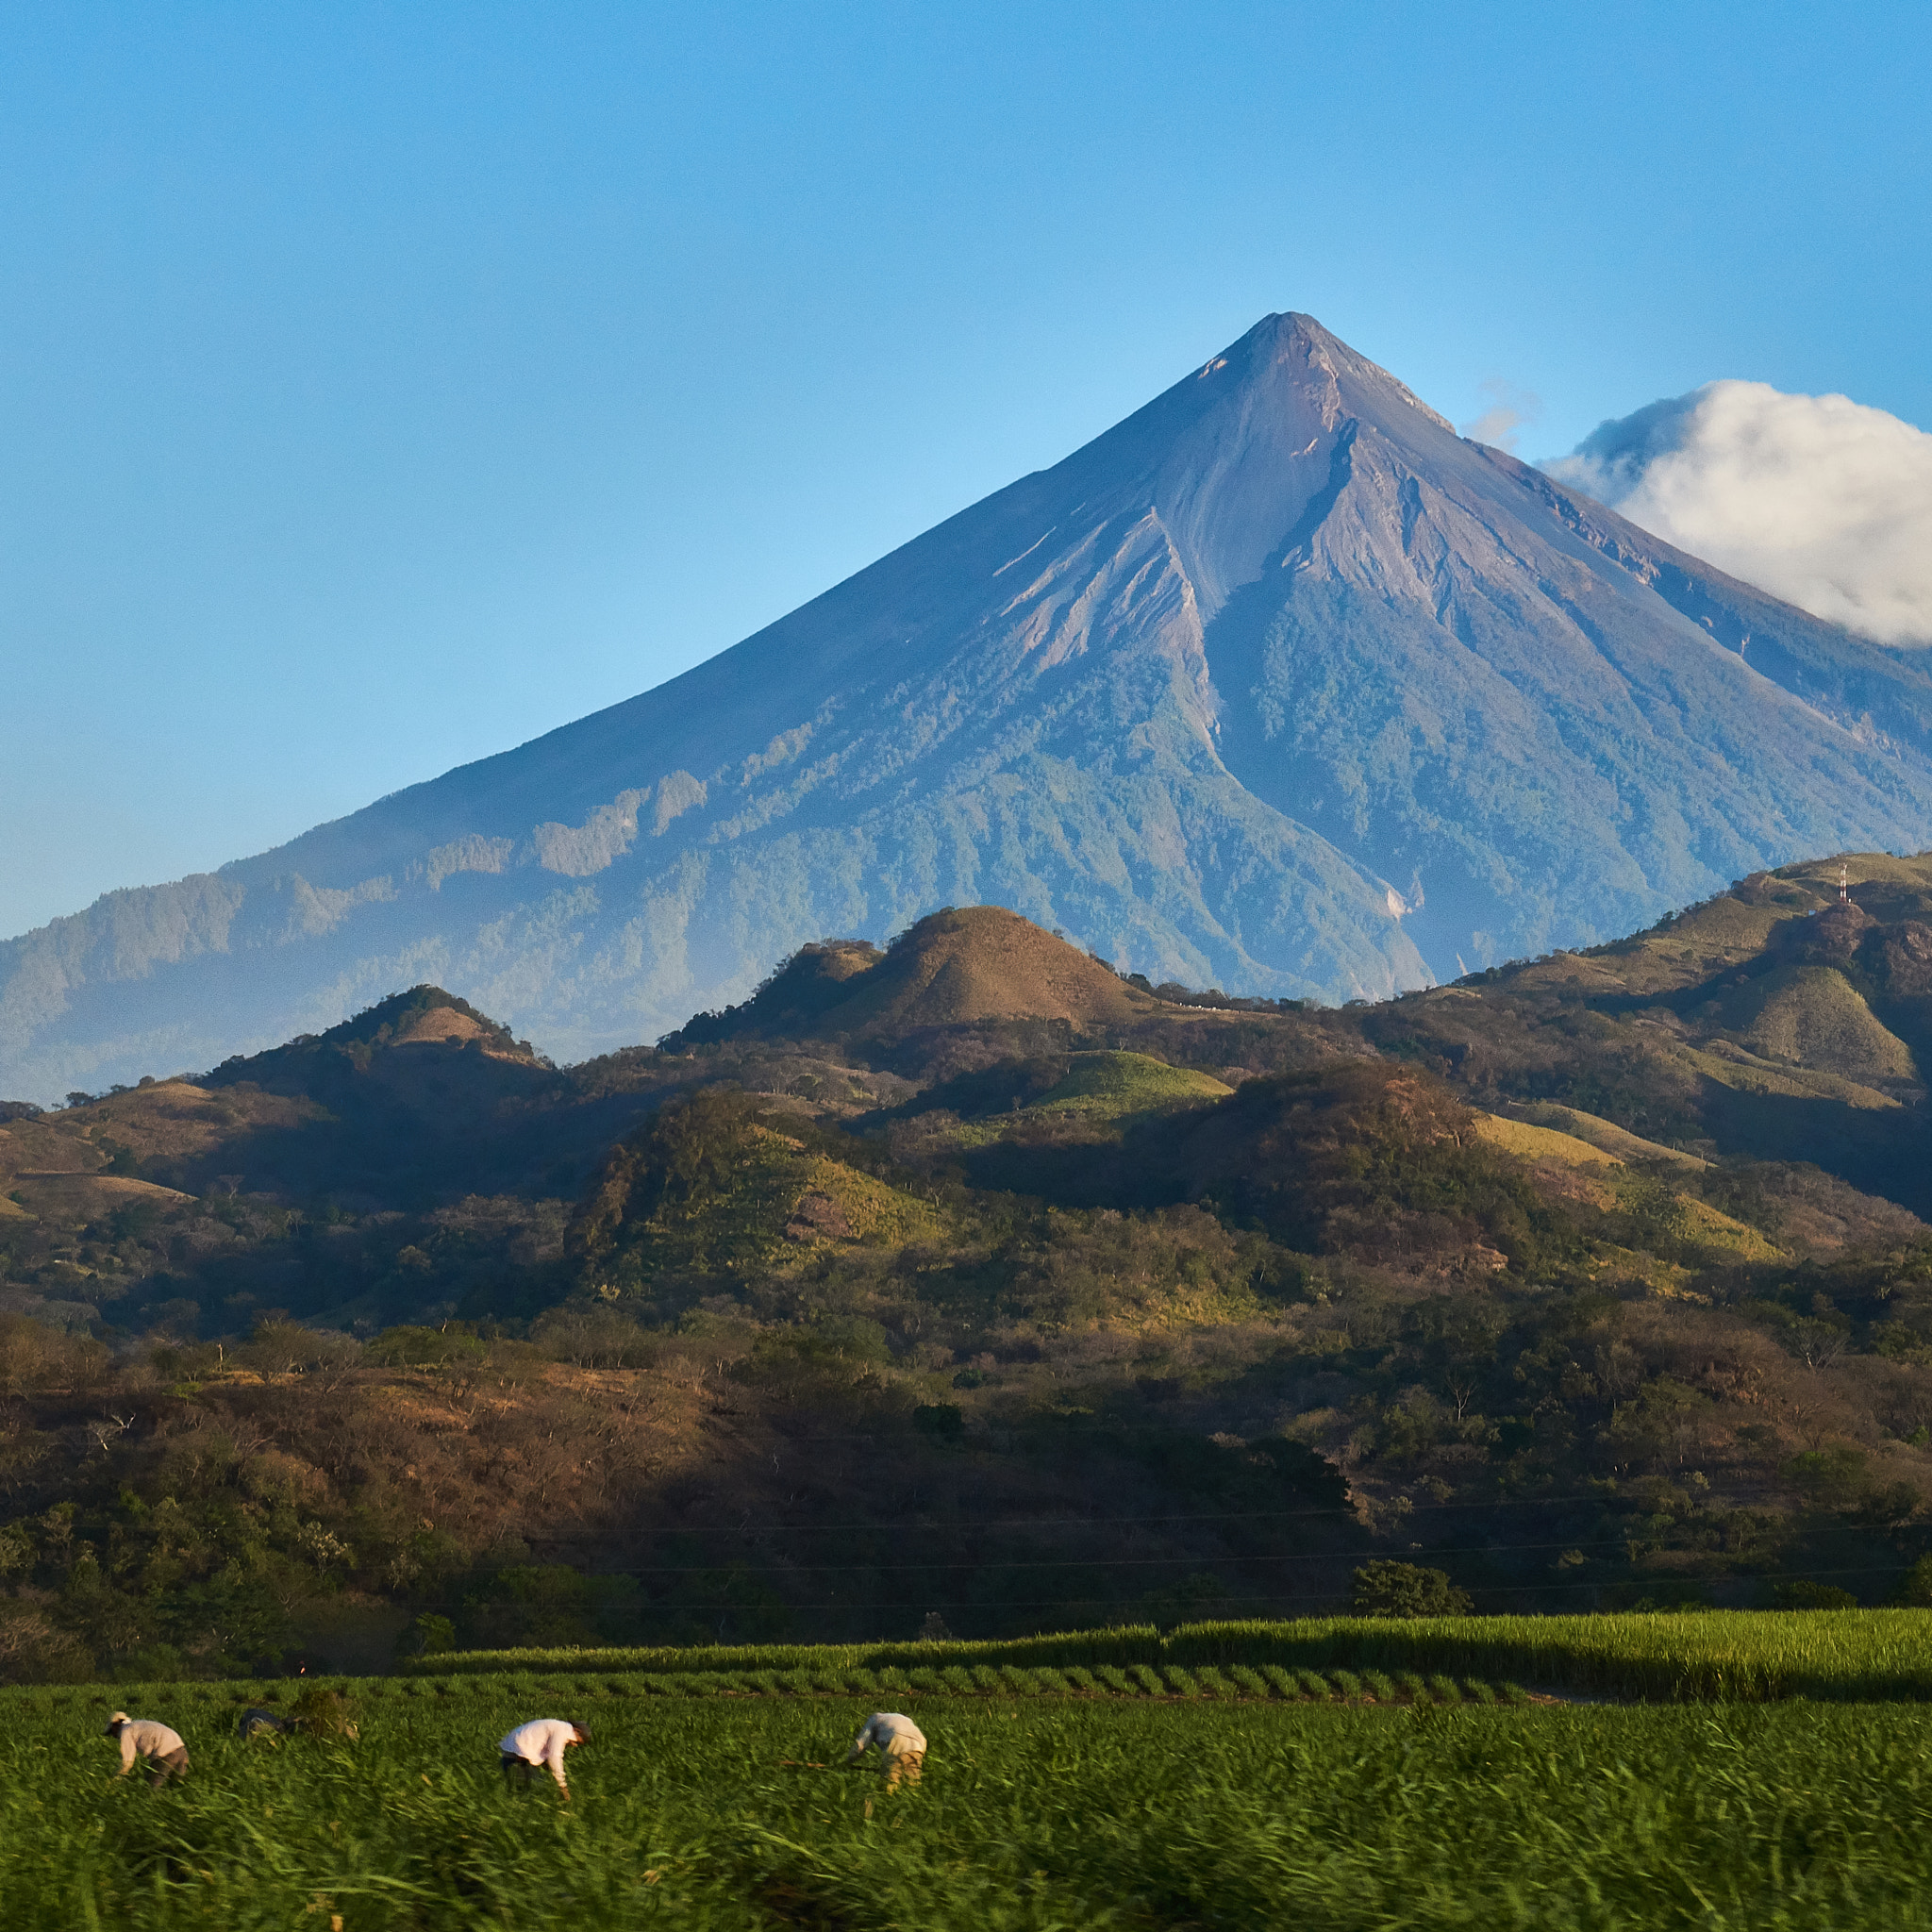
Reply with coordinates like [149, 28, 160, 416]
[8, 313, 1932, 1105]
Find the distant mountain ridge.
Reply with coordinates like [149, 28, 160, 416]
[8, 311, 1932, 1100]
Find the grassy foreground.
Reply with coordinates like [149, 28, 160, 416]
[5, 1694, 1932, 1929]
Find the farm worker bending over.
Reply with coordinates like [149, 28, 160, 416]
[103, 1712, 189, 1788]
[846, 1711, 926, 1788]
[498, 1718, 590, 1796]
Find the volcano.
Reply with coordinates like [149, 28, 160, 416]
[8, 312, 1932, 1098]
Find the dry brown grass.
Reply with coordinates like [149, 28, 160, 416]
[385, 1006, 499, 1046]
[829, 908, 1159, 1034]
[6, 1174, 192, 1218]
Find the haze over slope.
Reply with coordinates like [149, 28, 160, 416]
[8, 312, 1932, 1100]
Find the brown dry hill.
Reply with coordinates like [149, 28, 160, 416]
[0, 1112, 108, 1183]
[840, 908, 1160, 1030]
[669, 907, 1162, 1046]
[0, 989, 570, 1231]
[378, 999, 535, 1057]
[8, 1173, 193, 1217]
[3, 1080, 325, 1193]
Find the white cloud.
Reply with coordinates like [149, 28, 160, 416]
[1459, 378, 1541, 454]
[1543, 381, 1932, 644]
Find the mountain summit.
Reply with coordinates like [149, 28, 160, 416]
[8, 312, 1932, 1098]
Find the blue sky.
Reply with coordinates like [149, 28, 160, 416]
[5, 0, 1930, 938]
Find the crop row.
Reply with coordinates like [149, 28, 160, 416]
[393, 1606, 1932, 1703]
[398, 1624, 1167, 1678]
[0, 1662, 1529, 1713]
[14, 1607, 1926, 1709]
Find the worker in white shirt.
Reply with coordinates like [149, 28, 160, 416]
[498, 1717, 590, 1796]
[845, 1710, 926, 1789]
[103, 1712, 189, 1788]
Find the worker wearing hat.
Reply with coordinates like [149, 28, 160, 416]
[103, 1712, 189, 1788]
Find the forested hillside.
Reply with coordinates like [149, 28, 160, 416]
[6, 857, 1932, 1681]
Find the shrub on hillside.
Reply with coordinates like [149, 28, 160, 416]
[1772, 1581, 1859, 1610]
[0, 1596, 93, 1685]
[529, 1304, 660, 1369]
[1351, 1560, 1474, 1619]
[1893, 1557, 1932, 1607]
[363, 1325, 487, 1369]
[912, 1403, 964, 1442]
[238, 1320, 362, 1377]
[398, 1614, 457, 1658]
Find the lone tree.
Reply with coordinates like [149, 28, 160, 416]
[1891, 1555, 1932, 1607]
[1351, 1560, 1473, 1618]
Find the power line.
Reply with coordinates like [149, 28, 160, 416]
[525, 1491, 1706, 1539]
[578, 1535, 1695, 1578]
[503, 1562, 1916, 1616]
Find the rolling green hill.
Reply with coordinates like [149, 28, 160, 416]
[1027, 1051, 1233, 1117]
